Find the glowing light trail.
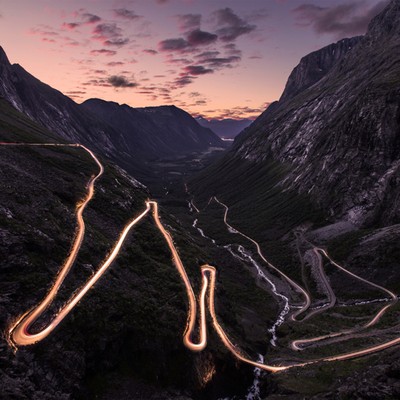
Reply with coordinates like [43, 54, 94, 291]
[213, 196, 311, 320]
[209, 196, 400, 367]
[2, 142, 400, 374]
[291, 248, 398, 350]
[3, 142, 104, 345]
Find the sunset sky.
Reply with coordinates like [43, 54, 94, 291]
[0, 0, 389, 119]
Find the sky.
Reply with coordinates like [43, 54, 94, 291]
[0, 0, 390, 119]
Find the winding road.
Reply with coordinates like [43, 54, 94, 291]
[213, 196, 311, 320]
[290, 247, 398, 350]
[199, 196, 400, 368]
[2, 141, 400, 373]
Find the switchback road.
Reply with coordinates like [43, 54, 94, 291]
[2, 142, 400, 373]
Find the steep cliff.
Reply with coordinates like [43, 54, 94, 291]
[193, 0, 400, 229]
[279, 36, 362, 103]
[0, 47, 125, 155]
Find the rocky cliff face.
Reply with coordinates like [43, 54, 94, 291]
[279, 36, 362, 103]
[367, 0, 400, 39]
[210, 0, 400, 228]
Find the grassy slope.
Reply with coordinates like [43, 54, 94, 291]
[190, 154, 326, 241]
[0, 99, 282, 399]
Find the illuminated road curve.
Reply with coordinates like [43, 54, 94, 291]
[290, 248, 398, 351]
[213, 196, 311, 320]
[2, 142, 400, 373]
[3, 142, 151, 346]
[209, 196, 400, 367]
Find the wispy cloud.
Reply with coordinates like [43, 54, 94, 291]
[29, 25, 59, 37]
[62, 22, 80, 30]
[157, 7, 255, 91]
[173, 74, 196, 88]
[187, 29, 218, 46]
[214, 8, 256, 42]
[143, 49, 158, 55]
[66, 90, 87, 100]
[113, 8, 141, 21]
[177, 14, 201, 32]
[106, 61, 124, 67]
[108, 75, 138, 88]
[199, 103, 270, 119]
[199, 55, 241, 68]
[82, 78, 110, 87]
[62, 11, 101, 31]
[293, 1, 390, 38]
[82, 12, 101, 24]
[159, 38, 189, 51]
[90, 49, 117, 56]
[183, 65, 214, 75]
[92, 23, 129, 47]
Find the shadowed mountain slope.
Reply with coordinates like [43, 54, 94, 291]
[192, 0, 400, 232]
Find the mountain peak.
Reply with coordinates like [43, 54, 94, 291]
[367, 0, 400, 39]
[0, 46, 10, 66]
[279, 37, 362, 103]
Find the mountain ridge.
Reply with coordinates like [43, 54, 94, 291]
[82, 98, 222, 160]
[0, 45, 222, 178]
[279, 36, 363, 103]
[194, 0, 400, 229]
[196, 116, 253, 139]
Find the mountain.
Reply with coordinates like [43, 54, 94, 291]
[0, 97, 271, 399]
[278, 36, 362, 103]
[82, 98, 222, 160]
[193, 0, 400, 231]
[0, 46, 222, 176]
[188, 2, 400, 396]
[2, 2, 400, 398]
[0, 97, 189, 398]
[196, 117, 253, 139]
[0, 47, 126, 155]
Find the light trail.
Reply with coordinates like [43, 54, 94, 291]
[4, 142, 150, 346]
[2, 142, 400, 374]
[204, 196, 400, 368]
[213, 196, 311, 320]
[187, 264, 400, 373]
[290, 248, 398, 350]
[298, 248, 336, 321]
[211, 196, 398, 349]
[150, 200, 207, 351]
[3, 143, 206, 351]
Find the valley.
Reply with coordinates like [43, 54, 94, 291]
[1, 1, 400, 399]
[2, 108, 399, 398]
[3, 138, 400, 398]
